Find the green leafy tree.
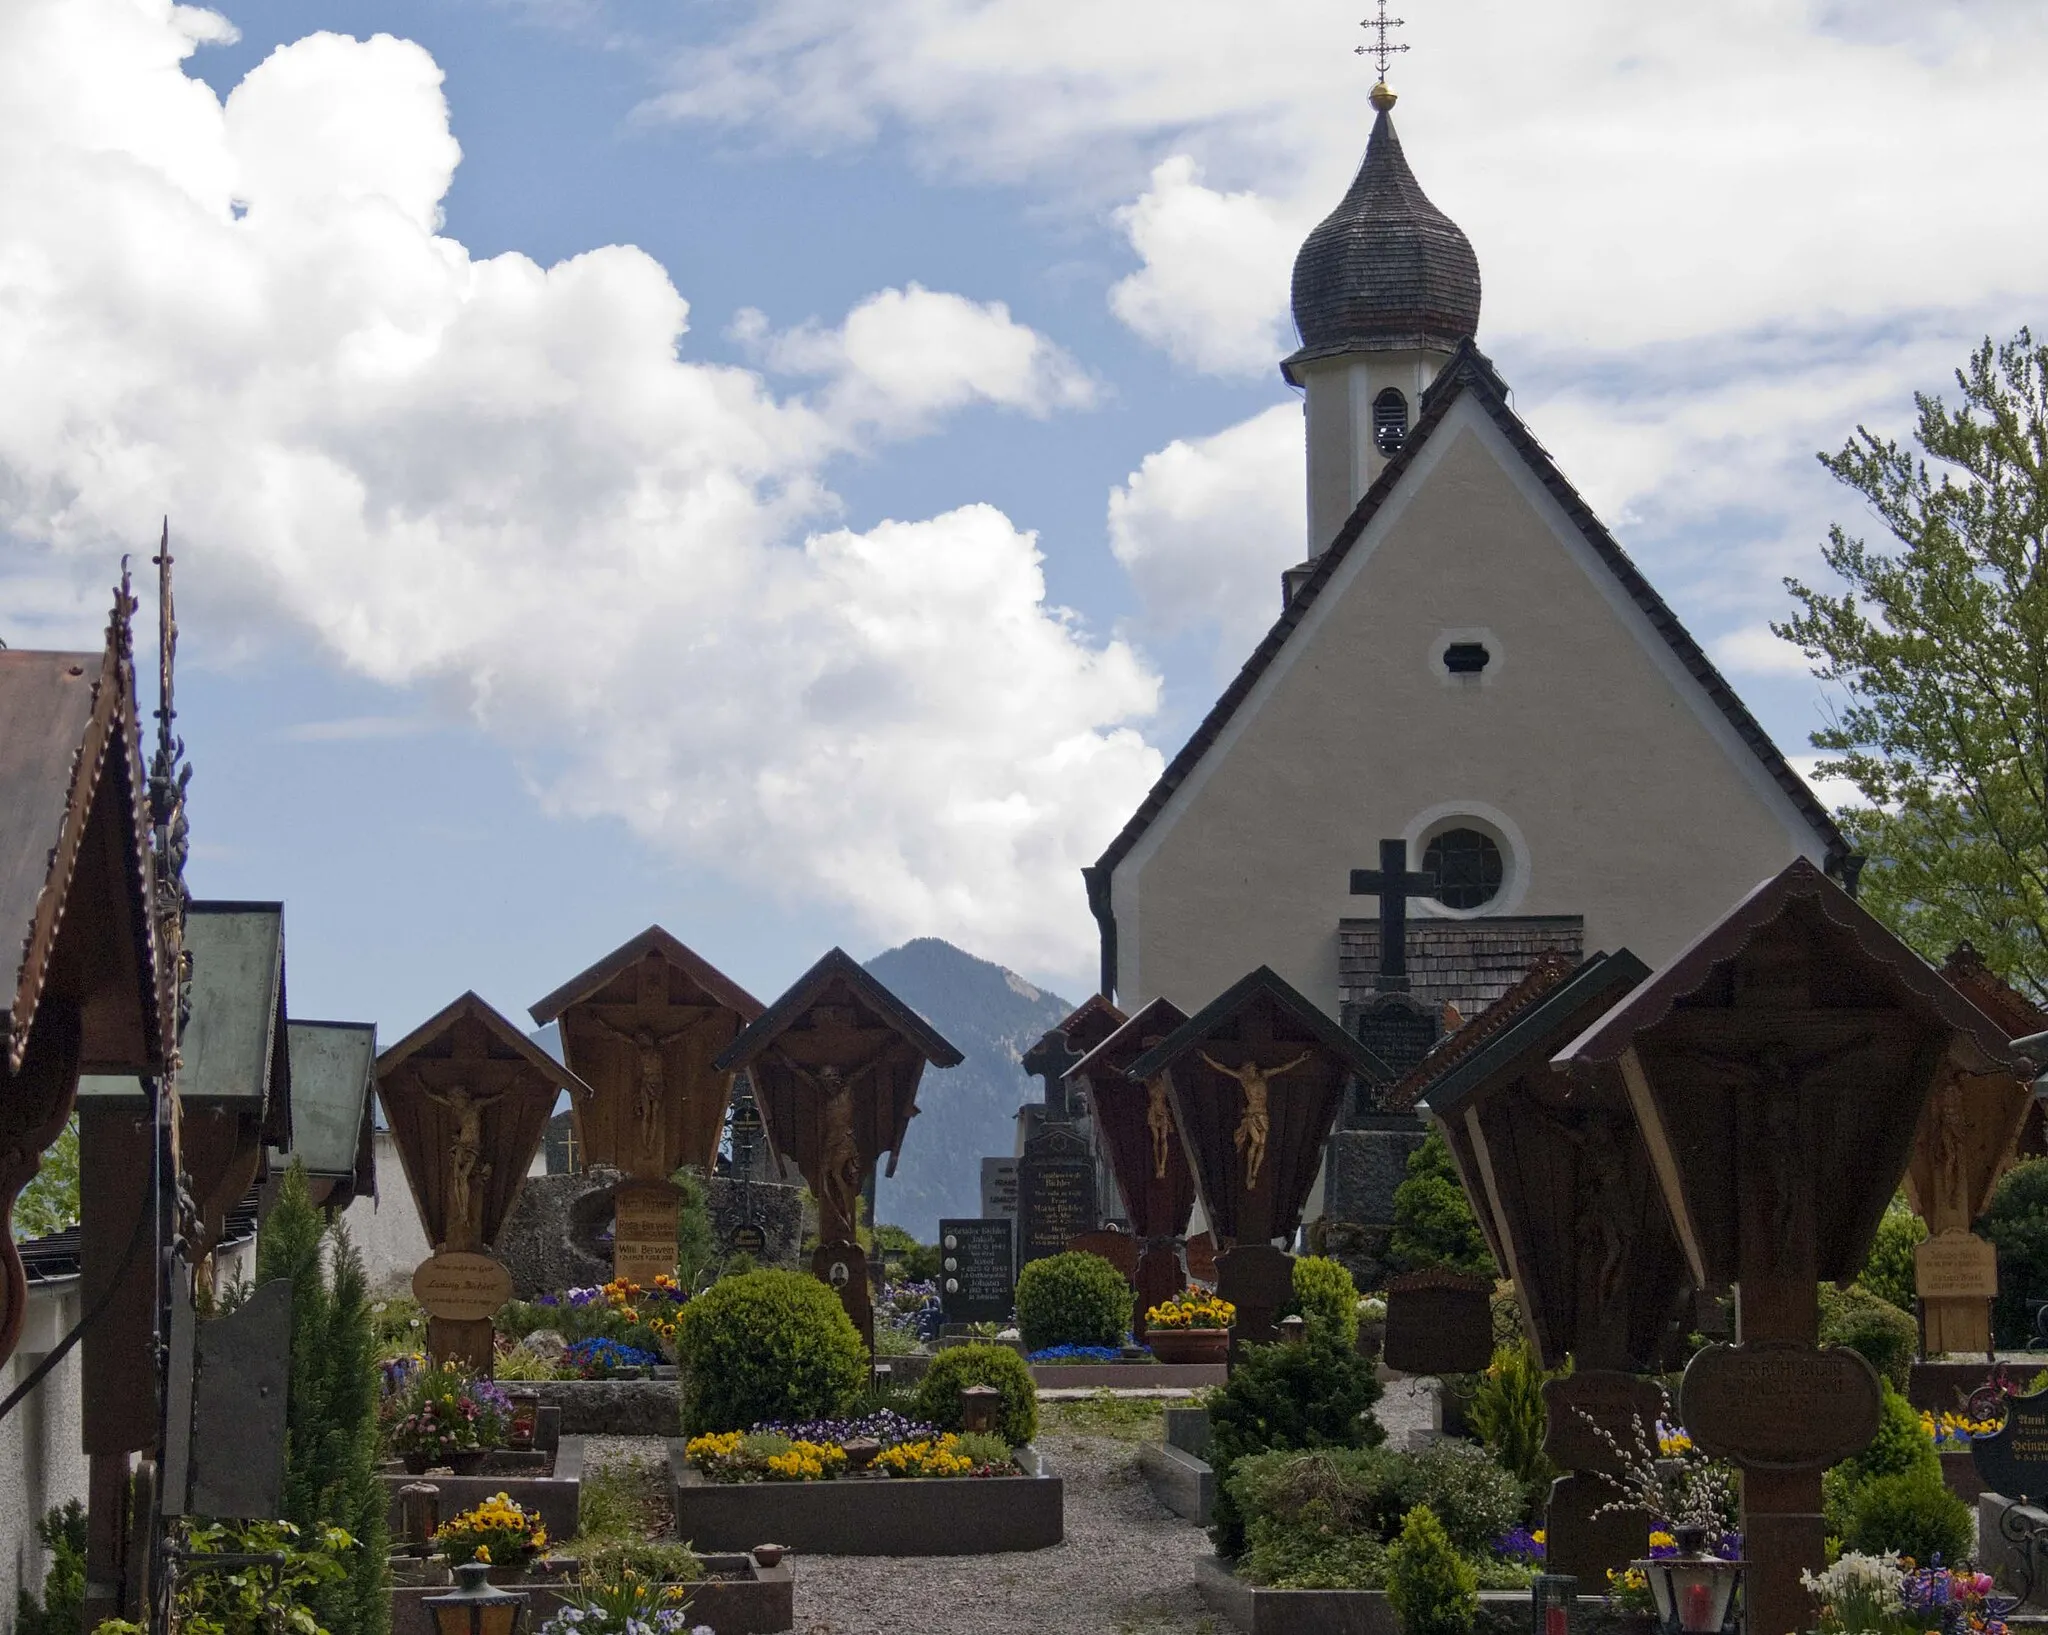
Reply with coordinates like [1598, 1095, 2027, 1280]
[1982, 1158, 2048, 1344]
[1775, 330, 2048, 996]
[255, 1163, 389, 1635]
[12, 1115, 79, 1240]
[1857, 1193, 1928, 1315]
[1389, 1128, 1497, 1278]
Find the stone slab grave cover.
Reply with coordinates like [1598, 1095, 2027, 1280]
[939, 1217, 1014, 1324]
[715, 947, 962, 1351]
[530, 927, 764, 1283]
[1900, 943, 2037, 1355]
[1068, 995, 1197, 1332]
[1128, 966, 1389, 1356]
[1554, 856, 2028, 1635]
[1397, 946, 1693, 1586]
[377, 991, 587, 1371]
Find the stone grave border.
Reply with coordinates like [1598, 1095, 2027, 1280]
[391, 1554, 792, 1635]
[1027, 1361, 1226, 1389]
[379, 1437, 585, 1543]
[666, 1441, 1063, 1554]
[1194, 1559, 1651, 1635]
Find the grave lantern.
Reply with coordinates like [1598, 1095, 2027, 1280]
[398, 1482, 441, 1557]
[424, 1562, 528, 1635]
[1633, 1527, 1742, 1635]
[507, 1392, 540, 1450]
[960, 1384, 1002, 1436]
[1530, 1574, 1578, 1635]
[277, 1019, 379, 1212]
[1127, 966, 1390, 1359]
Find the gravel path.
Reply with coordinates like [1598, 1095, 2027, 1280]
[579, 1381, 1433, 1635]
[787, 1432, 1214, 1635]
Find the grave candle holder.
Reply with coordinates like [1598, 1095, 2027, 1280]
[960, 1385, 1002, 1436]
[424, 1562, 529, 1635]
[399, 1482, 441, 1559]
[1277, 1314, 1307, 1344]
[507, 1392, 540, 1451]
[1634, 1527, 1742, 1635]
[1531, 1574, 1577, 1635]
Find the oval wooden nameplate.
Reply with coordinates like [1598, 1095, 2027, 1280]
[413, 1251, 514, 1322]
[1681, 1340, 1881, 1471]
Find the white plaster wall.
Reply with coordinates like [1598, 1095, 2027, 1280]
[341, 1131, 434, 1294]
[1118, 402, 1824, 1015]
[341, 1131, 549, 1296]
[1300, 350, 1447, 552]
[0, 1282, 88, 1634]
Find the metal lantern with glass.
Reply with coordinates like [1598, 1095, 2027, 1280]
[1633, 1526, 1743, 1635]
[423, 1561, 530, 1635]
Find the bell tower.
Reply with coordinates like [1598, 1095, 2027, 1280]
[1283, 13, 1481, 567]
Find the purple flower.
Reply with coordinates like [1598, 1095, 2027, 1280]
[1495, 1527, 1545, 1562]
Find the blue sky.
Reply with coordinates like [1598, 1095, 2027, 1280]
[3, 0, 2045, 1040]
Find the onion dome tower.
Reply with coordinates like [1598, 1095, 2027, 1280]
[1283, 51, 1481, 558]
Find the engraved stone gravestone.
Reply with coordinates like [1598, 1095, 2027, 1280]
[981, 1156, 1019, 1220]
[939, 1218, 1014, 1324]
[1018, 1122, 1097, 1266]
[1973, 1387, 2048, 1504]
[1382, 1267, 1495, 1376]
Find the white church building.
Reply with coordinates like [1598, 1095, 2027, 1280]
[1084, 81, 1851, 1032]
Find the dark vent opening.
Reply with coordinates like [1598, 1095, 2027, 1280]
[1443, 642, 1490, 675]
[1424, 828, 1504, 910]
[1373, 388, 1409, 454]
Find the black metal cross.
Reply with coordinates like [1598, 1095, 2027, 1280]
[1355, 1, 1408, 83]
[1349, 838, 1437, 992]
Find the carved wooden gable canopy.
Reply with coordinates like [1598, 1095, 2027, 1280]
[377, 991, 587, 1253]
[1410, 949, 1691, 1371]
[1069, 996, 1197, 1240]
[530, 925, 764, 1178]
[1556, 858, 2025, 1290]
[714, 948, 962, 1240]
[1128, 966, 1389, 1245]
[0, 597, 162, 1367]
[280, 1020, 378, 1210]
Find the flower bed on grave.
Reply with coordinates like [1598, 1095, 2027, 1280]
[495, 1278, 690, 1378]
[390, 1551, 795, 1635]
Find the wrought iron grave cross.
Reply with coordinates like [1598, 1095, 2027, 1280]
[1349, 838, 1437, 993]
[1356, 0, 1408, 83]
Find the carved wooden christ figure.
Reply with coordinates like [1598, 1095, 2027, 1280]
[1199, 1048, 1310, 1191]
[530, 928, 764, 1181]
[424, 1082, 506, 1251]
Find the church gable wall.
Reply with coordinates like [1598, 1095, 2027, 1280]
[1115, 401, 1825, 1013]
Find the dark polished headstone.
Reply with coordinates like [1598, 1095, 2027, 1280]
[938, 1217, 1014, 1325]
[1018, 1122, 1097, 1267]
[1972, 1387, 2048, 1504]
[1383, 1267, 1494, 1375]
[1352, 991, 1440, 1089]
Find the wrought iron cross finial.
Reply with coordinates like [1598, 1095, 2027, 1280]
[1355, 1, 1408, 84]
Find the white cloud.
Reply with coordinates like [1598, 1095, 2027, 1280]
[1108, 157, 1295, 378]
[1788, 753, 1867, 814]
[748, 282, 1097, 433]
[1108, 403, 1303, 662]
[0, 0, 1159, 976]
[1712, 624, 1814, 680]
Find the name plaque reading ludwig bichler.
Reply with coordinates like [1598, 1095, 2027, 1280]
[938, 1217, 1013, 1324]
[413, 1251, 515, 1322]
[1972, 1386, 2048, 1504]
[1915, 1229, 1999, 1300]
[1680, 1340, 1882, 1471]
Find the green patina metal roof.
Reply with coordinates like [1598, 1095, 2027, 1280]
[274, 1020, 374, 1179]
[80, 903, 287, 1125]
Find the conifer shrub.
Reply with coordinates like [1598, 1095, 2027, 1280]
[1389, 1128, 1497, 1278]
[1288, 1255, 1361, 1346]
[912, 1343, 1039, 1446]
[1984, 1159, 2048, 1346]
[1208, 1334, 1384, 1555]
[256, 1162, 389, 1635]
[1014, 1251, 1131, 1351]
[1467, 1339, 1559, 1512]
[673, 1269, 867, 1435]
[13, 1502, 85, 1635]
[1841, 1468, 1974, 1565]
[1818, 1283, 1918, 1390]
[1387, 1504, 1479, 1635]
[1402, 1438, 1526, 1558]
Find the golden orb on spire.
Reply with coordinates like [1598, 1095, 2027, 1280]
[1370, 81, 1398, 111]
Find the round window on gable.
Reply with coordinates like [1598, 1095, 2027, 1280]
[1424, 827, 1504, 910]
[1372, 388, 1409, 455]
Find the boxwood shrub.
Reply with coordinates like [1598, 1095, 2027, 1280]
[673, 1269, 866, 1435]
[1014, 1251, 1131, 1352]
[913, 1343, 1038, 1446]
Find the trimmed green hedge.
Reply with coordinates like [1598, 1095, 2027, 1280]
[673, 1269, 867, 1434]
[1015, 1251, 1130, 1351]
[913, 1343, 1039, 1446]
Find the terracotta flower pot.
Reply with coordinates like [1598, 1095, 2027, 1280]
[1147, 1328, 1229, 1365]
